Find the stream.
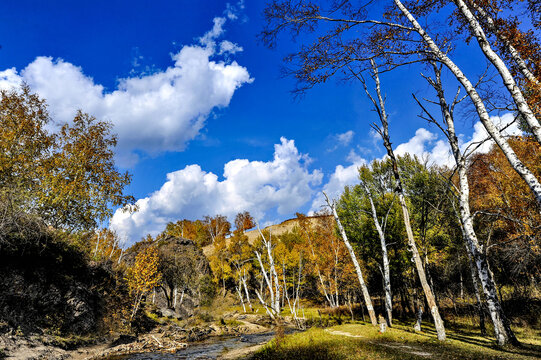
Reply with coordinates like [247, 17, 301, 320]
[111, 331, 276, 360]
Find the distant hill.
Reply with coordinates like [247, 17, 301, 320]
[202, 214, 332, 256]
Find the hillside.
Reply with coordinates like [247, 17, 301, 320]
[202, 214, 332, 256]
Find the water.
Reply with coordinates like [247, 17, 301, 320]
[113, 331, 276, 360]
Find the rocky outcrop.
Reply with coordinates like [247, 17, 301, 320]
[0, 237, 117, 335]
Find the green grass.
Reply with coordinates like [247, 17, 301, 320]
[250, 320, 541, 360]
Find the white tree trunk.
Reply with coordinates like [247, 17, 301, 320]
[469, 1, 539, 86]
[255, 226, 281, 318]
[363, 58, 446, 340]
[393, 0, 541, 209]
[236, 284, 246, 313]
[452, 0, 541, 143]
[425, 62, 517, 345]
[324, 192, 378, 326]
[241, 269, 253, 311]
[363, 184, 393, 326]
[466, 242, 487, 335]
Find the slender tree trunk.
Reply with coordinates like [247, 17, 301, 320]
[460, 271, 464, 300]
[424, 62, 517, 345]
[179, 289, 185, 306]
[393, 0, 541, 209]
[241, 269, 253, 311]
[363, 184, 393, 326]
[452, 0, 541, 142]
[236, 284, 246, 313]
[324, 192, 378, 326]
[466, 244, 487, 335]
[255, 226, 280, 317]
[364, 59, 446, 340]
[468, 1, 539, 86]
[255, 250, 275, 314]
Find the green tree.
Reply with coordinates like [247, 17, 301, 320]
[0, 85, 133, 234]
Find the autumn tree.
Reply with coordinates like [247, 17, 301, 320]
[125, 246, 162, 320]
[208, 235, 232, 296]
[204, 214, 231, 244]
[295, 213, 337, 307]
[469, 137, 541, 287]
[227, 226, 254, 312]
[235, 211, 255, 233]
[0, 85, 133, 236]
[164, 219, 210, 247]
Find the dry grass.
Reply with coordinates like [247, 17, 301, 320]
[250, 320, 541, 360]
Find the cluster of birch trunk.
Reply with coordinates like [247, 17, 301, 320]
[259, 0, 541, 346]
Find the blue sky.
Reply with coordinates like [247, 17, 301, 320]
[0, 1, 521, 244]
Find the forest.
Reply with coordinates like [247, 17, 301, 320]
[1, 0, 541, 359]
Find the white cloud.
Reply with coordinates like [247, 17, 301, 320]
[337, 130, 354, 146]
[461, 113, 521, 155]
[219, 40, 243, 55]
[328, 130, 355, 151]
[110, 138, 322, 244]
[384, 113, 522, 168]
[309, 150, 366, 213]
[394, 128, 437, 158]
[0, 13, 252, 167]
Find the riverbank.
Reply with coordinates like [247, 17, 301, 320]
[249, 321, 541, 360]
[0, 312, 280, 359]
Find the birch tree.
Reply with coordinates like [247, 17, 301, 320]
[126, 246, 162, 320]
[253, 226, 281, 319]
[358, 166, 394, 326]
[228, 228, 254, 312]
[323, 192, 378, 326]
[413, 61, 517, 345]
[356, 60, 446, 340]
[261, 0, 541, 208]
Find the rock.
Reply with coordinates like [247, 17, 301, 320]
[160, 308, 177, 318]
[65, 285, 96, 334]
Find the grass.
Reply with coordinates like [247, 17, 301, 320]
[250, 320, 541, 360]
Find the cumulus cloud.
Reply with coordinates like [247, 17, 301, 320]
[110, 138, 322, 244]
[394, 128, 437, 158]
[461, 113, 521, 155]
[0, 12, 252, 167]
[390, 113, 522, 167]
[309, 150, 366, 213]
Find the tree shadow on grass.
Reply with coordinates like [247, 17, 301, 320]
[400, 322, 541, 359]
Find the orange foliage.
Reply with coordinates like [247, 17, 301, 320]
[468, 136, 541, 275]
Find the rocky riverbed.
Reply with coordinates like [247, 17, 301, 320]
[0, 314, 284, 359]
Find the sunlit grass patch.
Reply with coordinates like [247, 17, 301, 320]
[250, 320, 541, 360]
